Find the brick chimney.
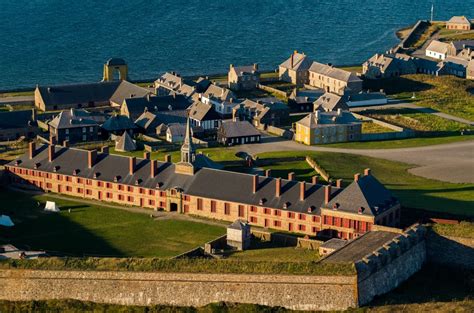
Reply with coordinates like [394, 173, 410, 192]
[165, 154, 171, 163]
[48, 145, 54, 162]
[252, 175, 258, 193]
[150, 160, 157, 178]
[364, 168, 371, 176]
[49, 136, 56, 145]
[62, 140, 69, 148]
[324, 185, 332, 204]
[143, 152, 150, 160]
[129, 157, 136, 175]
[299, 181, 306, 201]
[312, 175, 318, 185]
[101, 146, 109, 154]
[275, 177, 281, 197]
[336, 179, 342, 188]
[88, 150, 97, 169]
[265, 169, 271, 177]
[354, 173, 361, 182]
[288, 172, 295, 181]
[28, 142, 36, 159]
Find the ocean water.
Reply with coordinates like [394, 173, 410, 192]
[0, 0, 473, 90]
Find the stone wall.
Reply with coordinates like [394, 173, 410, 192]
[356, 225, 427, 306]
[426, 231, 474, 269]
[0, 269, 357, 311]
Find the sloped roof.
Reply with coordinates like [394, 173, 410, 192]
[0, 110, 35, 130]
[106, 58, 126, 66]
[220, 120, 260, 138]
[297, 110, 360, 128]
[154, 72, 184, 90]
[327, 174, 397, 217]
[48, 109, 101, 129]
[115, 131, 136, 152]
[202, 84, 236, 102]
[167, 123, 186, 137]
[314, 93, 347, 112]
[280, 52, 312, 71]
[228, 219, 249, 230]
[102, 115, 136, 132]
[36, 81, 121, 107]
[230, 65, 258, 77]
[426, 40, 450, 55]
[109, 81, 150, 106]
[447, 16, 471, 25]
[123, 95, 191, 121]
[309, 62, 362, 83]
[188, 101, 221, 121]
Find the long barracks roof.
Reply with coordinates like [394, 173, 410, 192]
[8, 145, 348, 215]
[309, 62, 362, 83]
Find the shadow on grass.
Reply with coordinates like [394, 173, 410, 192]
[364, 76, 434, 95]
[0, 187, 124, 257]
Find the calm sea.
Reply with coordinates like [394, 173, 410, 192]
[0, 0, 473, 90]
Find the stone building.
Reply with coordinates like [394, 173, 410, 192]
[102, 58, 128, 82]
[48, 109, 104, 144]
[467, 60, 474, 80]
[217, 120, 261, 146]
[294, 110, 361, 145]
[232, 98, 289, 127]
[313, 93, 348, 112]
[279, 51, 312, 86]
[228, 64, 260, 91]
[6, 122, 399, 240]
[188, 100, 221, 131]
[226, 220, 251, 250]
[446, 16, 472, 31]
[120, 94, 190, 121]
[308, 62, 362, 95]
[363, 53, 418, 79]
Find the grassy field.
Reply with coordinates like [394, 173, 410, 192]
[361, 122, 395, 134]
[325, 135, 474, 149]
[0, 189, 225, 257]
[0, 90, 34, 98]
[255, 151, 474, 217]
[432, 221, 474, 239]
[362, 108, 469, 131]
[366, 75, 474, 121]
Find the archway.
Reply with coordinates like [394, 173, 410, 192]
[170, 203, 178, 212]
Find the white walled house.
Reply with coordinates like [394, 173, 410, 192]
[425, 40, 450, 60]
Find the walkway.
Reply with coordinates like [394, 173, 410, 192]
[236, 138, 474, 184]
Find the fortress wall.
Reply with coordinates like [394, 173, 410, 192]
[0, 270, 357, 311]
[356, 225, 427, 306]
[426, 232, 474, 269]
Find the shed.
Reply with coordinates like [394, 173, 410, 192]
[227, 220, 251, 250]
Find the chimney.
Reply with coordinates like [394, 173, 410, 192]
[164, 154, 171, 163]
[31, 108, 36, 121]
[150, 160, 157, 178]
[62, 140, 69, 148]
[253, 63, 258, 71]
[336, 179, 342, 188]
[265, 169, 271, 177]
[48, 145, 54, 162]
[290, 52, 294, 68]
[312, 175, 318, 185]
[275, 177, 281, 197]
[28, 142, 36, 159]
[364, 168, 371, 176]
[299, 181, 306, 201]
[87, 150, 97, 168]
[49, 136, 56, 145]
[101, 146, 109, 154]
[324, 185, 332, 204]
[354, 173, 361, 182]
[143, 152, 150, 160]
[288, 172, 295, 181]
[229, 64, 234, 69]
[252, 175, 258, 193]
[129, 157, 136, 175]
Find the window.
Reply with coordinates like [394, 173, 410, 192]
[77, 188, 83, 194]
[312, 216, 319, 223]
[118, 185, 124, 191]
[127, 186, 133, 192]
[160, 191, 166, 197]
[211, 200, 217, 213]
[287, 212, 295, 219]
[264, 208, 271, 215]
[106, 182, 112, 189]
[118, 195, 124, 201]
[238, 205, 245, 217]
[149, 190, 156, 196]
[128, 196, 134, 203]
[298, 214, 306, 220]
[89, 126, 94, 132]
[86, 189, 92, 195]
[82, 127, 86, 133]
[250, 206, 257, 213]
[82, 135, 86, 141]
[298, 225, 306, 232]
[250, 216, 257, 223]
[224, 203, 230, 215]
[106, 192, 112, 199]
[197, 198, 203, 210]
[273, 220, 282, 227]
[274, 210, 281, 216]
[148, 199, 155, 206]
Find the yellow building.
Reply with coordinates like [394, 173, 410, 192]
[295, 110, 361, 145]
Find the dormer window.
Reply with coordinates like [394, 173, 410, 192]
[114, 176, 119, 182]
[307, 206, 314, 213]
[73, 169, 79, 176]
[259, 198, 266, 205]
[333, 203, 339, 210]
[34, 163, 40, 170]
[283, 201, 290, 209]
[135, 179, 142, 185]
[358, 207, 365, 214]
[93, 172, 100, 179]
[156, 182, 163, 189]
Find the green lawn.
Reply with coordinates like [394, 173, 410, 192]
[0, 190, 225, 257]
[432, 221, 474, 239]
[256, 151, 474, 217]
[366, 75, 474, 121]
[361, 122, 395, 134]
[324, 135, 474, 149]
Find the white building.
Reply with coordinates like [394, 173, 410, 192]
[425, 40, 450, 60]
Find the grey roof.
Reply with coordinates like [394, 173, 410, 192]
[109, 81, 150, 105]
[138, 110, 188, 130]
[220, 120, 260, 138]
[426, 40, 450, 55]
[230, 65, 258, 77]
[115, 131, 136, 152]
[154, 72, 184, 90]
[322, 231, 399, 263]
[202, 84, 236, 102]
[123, 95, 191, 121]
[297, 110, 360, 128]
[48, 109, 102, 129]
[290, 88, 325, 102]
[167, 123, 187, 137]
[36, 81, 121, 107]
[188, 101, 221, 121]
[280, 52, 312, 71]
[106, 58, 126, 66]
[228, 219, 249, 230]
[451, 40, 474, 52]
[314, 93, 348, 112]
[320, 238, 348, 250]
[102, 115, 137, 132]
[309, 62, 362, 83]
[326, 174, 397, 217]
[447, 16, 471, 25]
[0, 110, 35, 130]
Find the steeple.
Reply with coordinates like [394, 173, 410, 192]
[180, 117, 195, 164]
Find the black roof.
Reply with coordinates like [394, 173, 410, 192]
[0, 110, 35, 129]
[102, 115, 137, 132]
[106, 58, 126, 66]
[124, 95, 191, 121]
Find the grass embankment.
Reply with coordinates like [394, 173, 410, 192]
[0, 257, 352, 276]
[362, 108, 468, 131]
[0, 190, 224, 257]
[325, 135, 473, 149]
[432, 221, 474, 239]
[361, 122, 395, 134]
[438, 28, 474, 41]
[366, 75, 474, 122]
[0, 90, 34, 98]
[255, 151, 474, 217]
[410, 22, 443, 49]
